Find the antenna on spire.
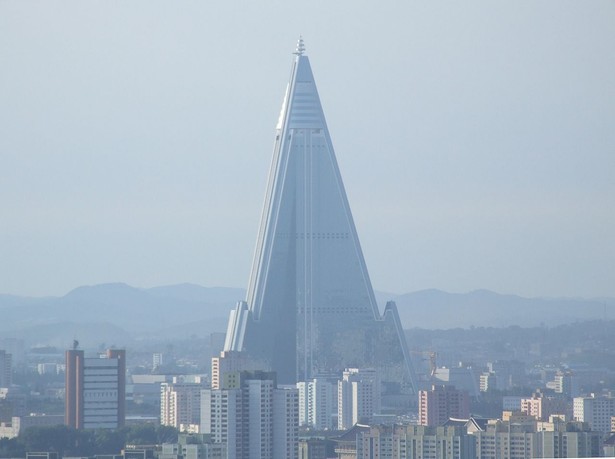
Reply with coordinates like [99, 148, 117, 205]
[293, 36, 305, 56]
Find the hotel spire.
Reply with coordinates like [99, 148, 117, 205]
[293, 36, 305, 56]
[224, 41, 418, 402]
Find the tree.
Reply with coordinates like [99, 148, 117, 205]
[0, 436, 25, 457]
[20, 425, 79, 456]
[122, 424, 178, 446]
[13, 424, 178, 456]
[93, 428, 125, 453]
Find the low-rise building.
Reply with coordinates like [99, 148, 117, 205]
[298, 437, 330, 459]
[159, 433, 226, 459]
[357, 424, 476, 459]
[471, 415, 602, 459]
[603, 433, 615, 458]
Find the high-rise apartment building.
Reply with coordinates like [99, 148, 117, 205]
[573, 394, 615, 433]
[272, 385, 299, 459]
[160, 379, 204, 430]
[520, 391, 570, 421]
[0, 350, 11, 388]
[552, 371, 579, 398]
[153, 353, 163, 370]
[246, 377, 276, 458]
[297, 378, 335, 430]
[0, 340, 24, 367]
[222, 38, 417, 404]
[419, 385, 470, 427]
[338, 369, 381, 430]
[201, 387, 246, 458]
[201, 369, 298, 459]
[211, 351, 259, 390]
[65, 349, 125, 429]
[479, 372, 497, 393]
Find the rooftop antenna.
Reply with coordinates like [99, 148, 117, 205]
[73, 339, 79, 350]
[293, 36, 305, 56]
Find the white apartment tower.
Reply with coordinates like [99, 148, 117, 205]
[152, 353, 163, 370]
[211, 350, 258, 390]
[201, 389, 246, 459]
[160, 380, 203, 430]
[247, 378, 274, 458]
[273, 388, 299, 459]
[553, 371, 579, 397]
[338, 368, 381, 430]
[297, 378, 335, 430]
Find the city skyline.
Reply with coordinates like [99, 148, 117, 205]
[1, 2, 614, 299]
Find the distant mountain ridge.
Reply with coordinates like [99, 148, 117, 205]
[389, 288, 615, 329]
[0, 283, 243, 347]
[0, 283, 613, 347]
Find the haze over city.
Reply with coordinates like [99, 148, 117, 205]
[3, 4, 615, 458]
[1, 1, 614, 299]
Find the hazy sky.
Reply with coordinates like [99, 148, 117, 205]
[1, 1, 614, 298]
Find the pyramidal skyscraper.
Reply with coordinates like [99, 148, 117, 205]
[224, 39, 417, 402]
